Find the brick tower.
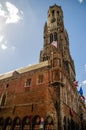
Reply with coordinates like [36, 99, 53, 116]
[0, 4, 86, 130]
[39, 4, 86, 130]
[40, 4, 76, 82]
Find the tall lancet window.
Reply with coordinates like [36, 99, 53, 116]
[52, 10, 55, 16]
[54, 32, 58, 41]
[50, 34, 53, 43]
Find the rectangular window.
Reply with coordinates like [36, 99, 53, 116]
[38, 75, 44, 84]
[25, 78, 31, 87]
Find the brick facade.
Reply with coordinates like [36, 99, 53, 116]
[0, 4, 86, 130]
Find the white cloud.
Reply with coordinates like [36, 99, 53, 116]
[0, 43, 16, 51]
[78, 0, 84, 3]
[0, 4, 6, 17]
[0, 37, 16, 51]
[0, 2, 21, 52]
[1, 43, 7, 50]
[82, 80, 86, 85]
[0, 2, 23, 24]
[6, 2, 22, 24]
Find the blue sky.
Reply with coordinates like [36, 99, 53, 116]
[0, 0, 86, 98]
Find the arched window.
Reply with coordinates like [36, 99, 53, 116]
[50, 34, 53, 43]
[44, 116, 54, 130]
[22, 116, 31, 130]
[32, 115, 41, 130]
[57, 11, 59, 16]
[12, 117, 21, 130]
[4, 117, 12, 130]
[52, 10, 54, 16]
[54, 32, 58, 41]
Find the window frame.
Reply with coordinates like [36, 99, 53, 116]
[24, 78, 32, 87]
[37, 74, 44, 84]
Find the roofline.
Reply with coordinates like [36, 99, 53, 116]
[0, 61, 49, 80]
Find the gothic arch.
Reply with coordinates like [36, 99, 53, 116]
[3, 117, 12, 130]
[12, 116, 21, 130]
[22, 116, 32, 130]
[44, 116, 54, 130]
[32, 115, 41, 130]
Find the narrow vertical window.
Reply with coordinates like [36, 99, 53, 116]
[50, 34, 53, 43]
[6, 83, 9, 88]
[38, 74, 44, 84]
[25, 78, 31, 87]
[52, 10, 54, 16]
[54, 32, 58, 41]
[57, 11, 59, 16]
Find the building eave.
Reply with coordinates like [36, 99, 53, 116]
[0, 61, 49, 80]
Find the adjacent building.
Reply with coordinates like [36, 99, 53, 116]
[0, 4, 86, 130]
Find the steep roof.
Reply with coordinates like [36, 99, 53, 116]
[0, 61, 49, 80]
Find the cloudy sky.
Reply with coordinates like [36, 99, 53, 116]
[0, 0, 86, 98]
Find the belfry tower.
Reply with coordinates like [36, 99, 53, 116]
[39, 4, 82, 130]
[0, 4, 86, 130]
[39, 4, 76, 82]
